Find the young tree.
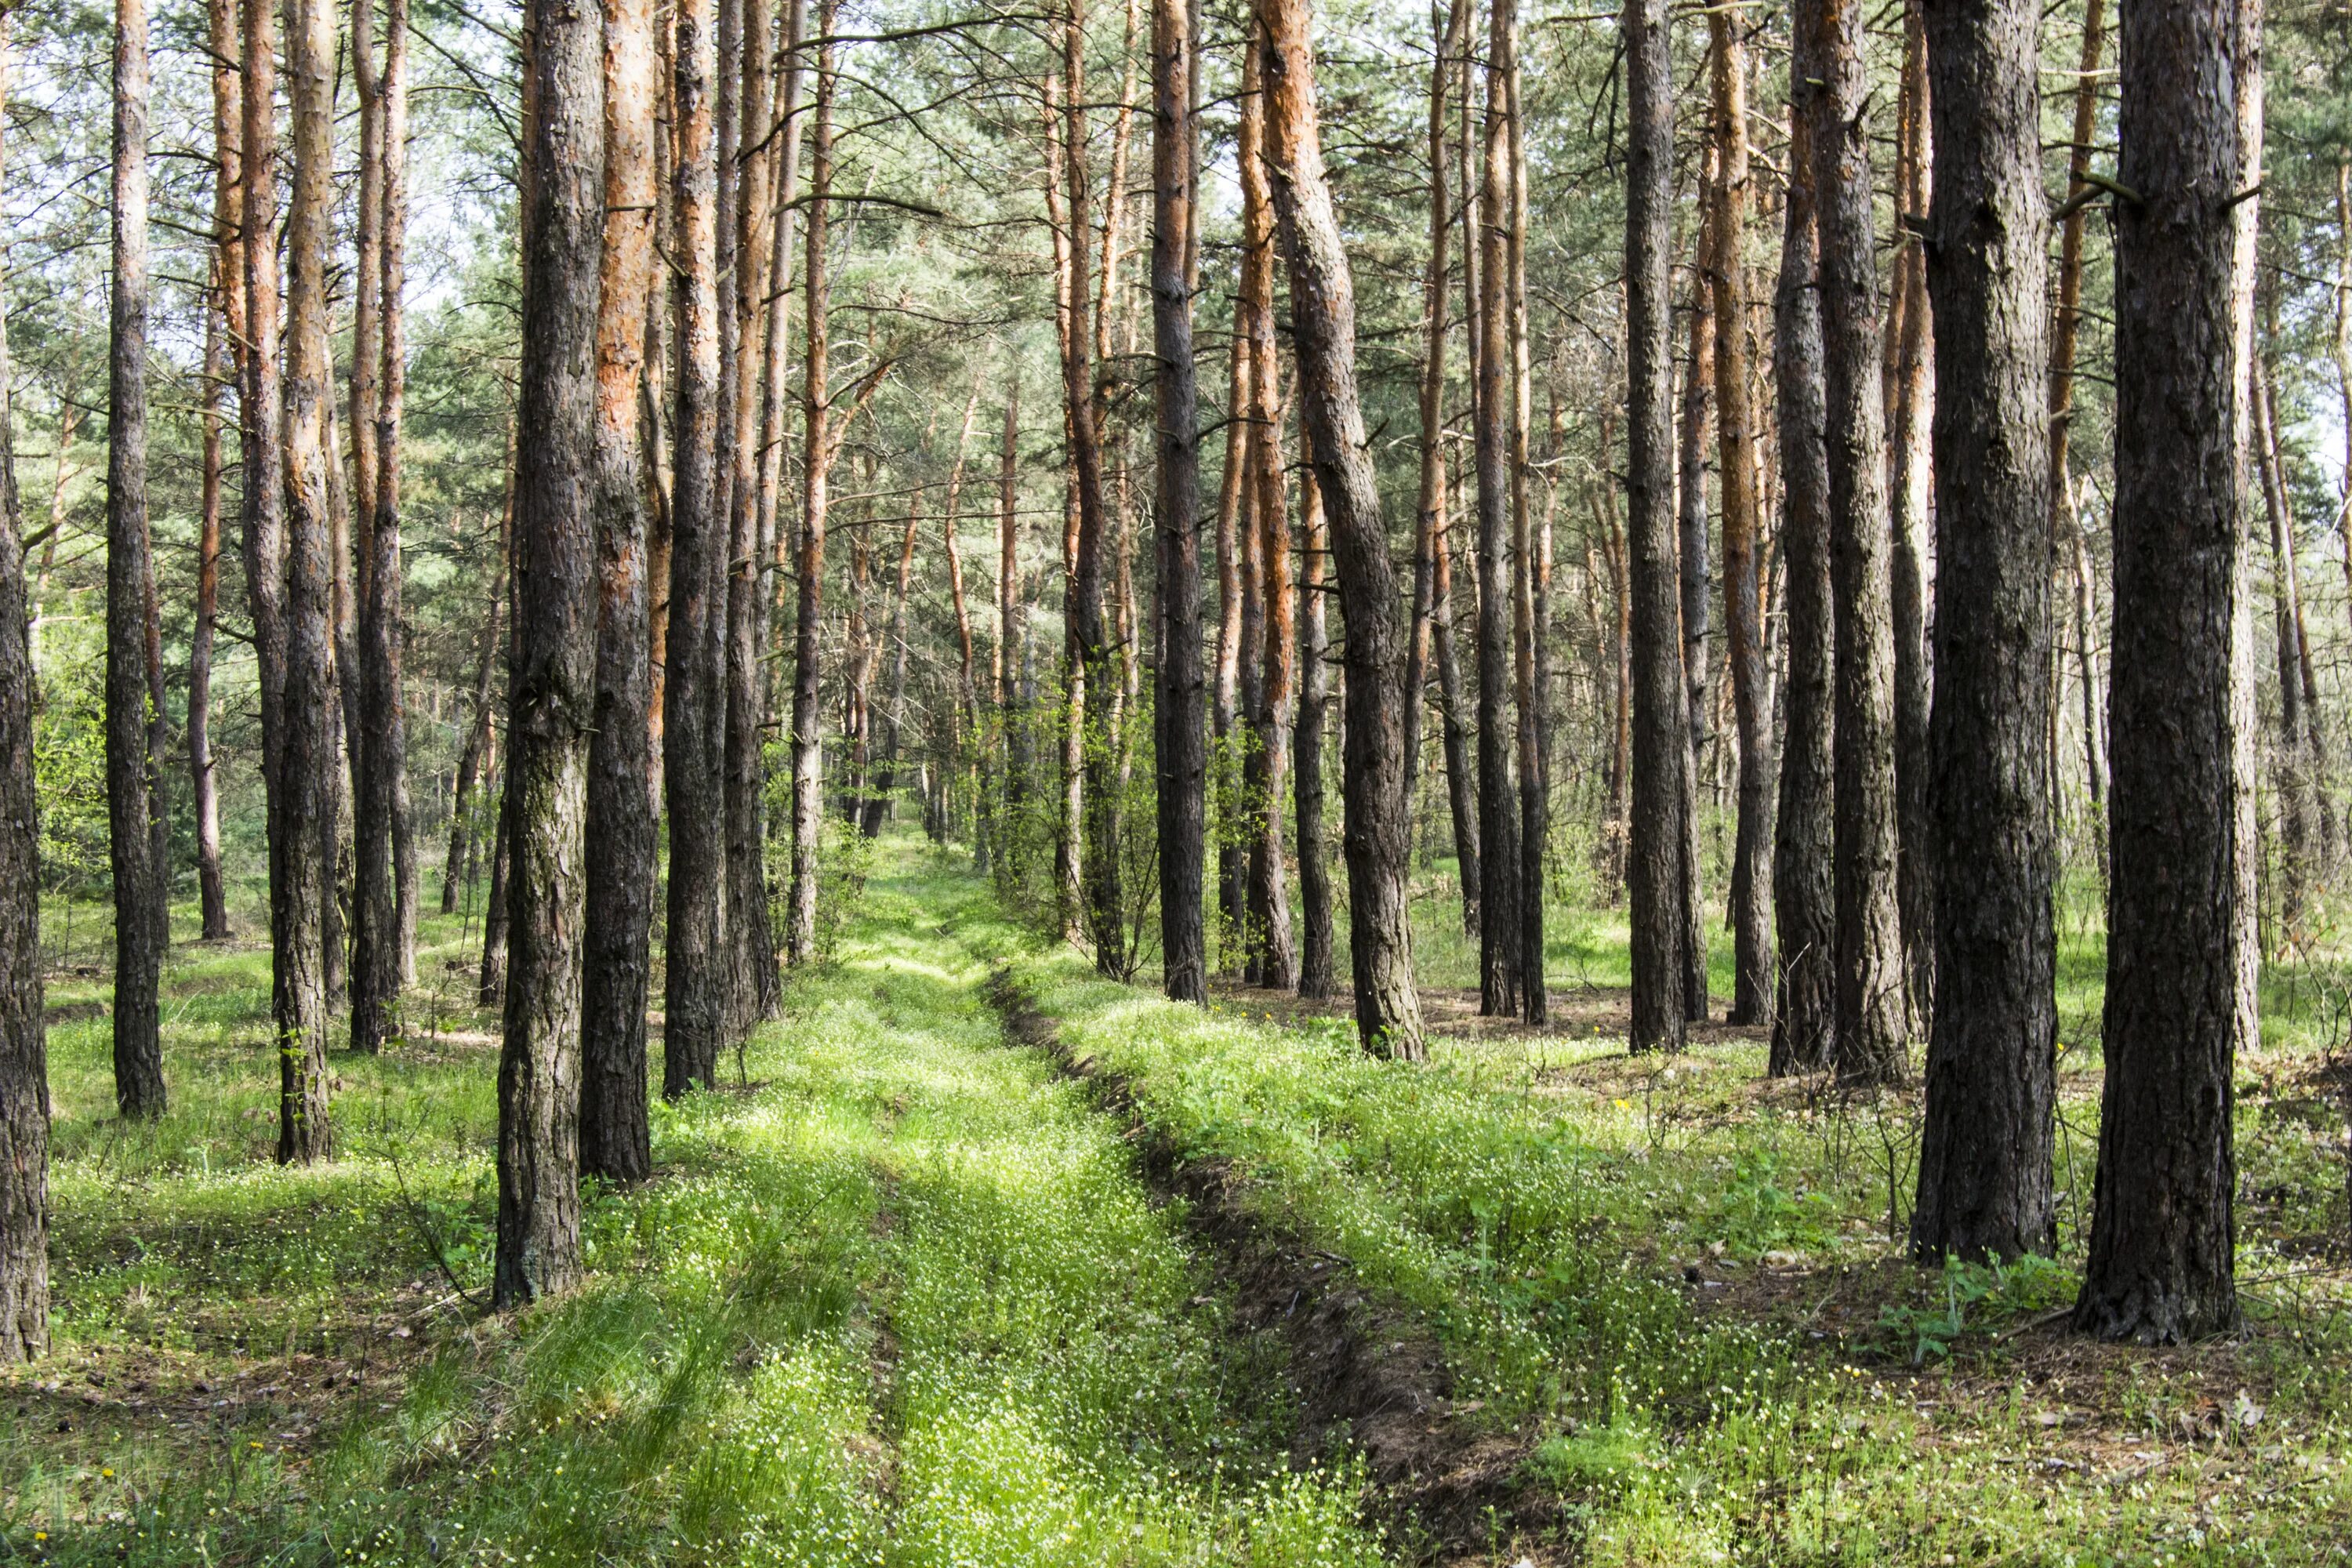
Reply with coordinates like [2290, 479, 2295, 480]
[666, 0, 728, 1091]
[785, 12, 837, 969]
[2075, 0, 2253, 1344]
[581, 0, 660, 1187]
[1811, 0, 1909, 1083]
[1152, 0, 1207, 1003]
[0, 16, 51, 1363]
[1623, 0, 1686, 1054]
[192, 0, 239, 943]
[1708, 7, 1771, 1025]
[1256, 0, 1423, 1058]
[1909, 0, 2056, 1264]
[107, 0, 168, 1118]
[274, 0, 339, 1163]
[494, 0, 604, 1308]
[1295, 459, 1334, 1000]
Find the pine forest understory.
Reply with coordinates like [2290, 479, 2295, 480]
[1, 0, 2350, 1559]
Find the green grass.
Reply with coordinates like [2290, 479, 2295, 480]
[2, 846, 1381, 1566]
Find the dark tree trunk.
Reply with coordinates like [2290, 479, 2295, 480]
[0, 21, 53, 1362]
[1812, 0, 1910, 1083]
[1152, 0, 1207, 1004]
[784, 18, 834, 966]
[1676, 183, 1713, 796]
[274, 0, 338, 1164]
[1888, 1, 1935, 1029]
[2075, 0, 2252, 1345]
[1770, 10, 1834, 1076]
[666, 0, 727, 1092]
[107, 0, 168, 1118]
[494, 0, 601, 1308]
[1623, 0, 1686, 1054]
[1472, 2, 1521, 1018]
[1505, 41, 1544, 1026]
[581, 0, 659, 1189]
[1295, 459, 1334, 1000]
[1256, 0, 1424, 1060]
[1433, 460, 1480, 935]
[1709, 9, 1771, 1025]
[478, 785, 510, 1005]
[1212, 292, 1247, 970]
[1908, 0, 2056, 1265]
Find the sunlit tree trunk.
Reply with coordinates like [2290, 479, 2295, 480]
[784, 15, 836, 967]
[1886, 1, 1934, 1028]
[1506, 37, 1545, 1026]
[1256, 0, 1423, 1058]
[1472, 0, 1521, 1017]
[193, 0, 240, 944]
[107, 0, 167, 1118]
[581, 0, 659, 1187]
[1296, 456, 1334, 1000]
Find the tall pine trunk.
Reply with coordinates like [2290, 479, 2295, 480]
[1472, 0, 1521, 1017]
[194, 0, 240, 943]
[1256, 0, 1423, 1059]
[2075, 0, 2252, 1345]
[107, 0, 168, 1118]
[1152, 0, 1207, 1003]
[1887, 1, 1934, 1027]
[1296, 456, 1334, 999]
[1908, 0, 2056, 1264]
[1623, 0, 1686, 1054]
[785, 18, 836, 967]
[581, 0, 659, 1187]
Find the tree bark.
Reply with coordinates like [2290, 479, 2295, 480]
[666, 0, 728, 1091]
[1812, 0, 1909, 1083]
[1709, 7, 1771, 1026]
[1296, 456, 1334, 999]
[2255, 359, 2313, 916]
[1435, 446, 1480, 935]
[265, 0, 338, 1164]
[0, 16, 53, 1363]
[1406, 0, 1469, 811]
[1213, 277, 1247, 969]
[1623, 0, 1685, 1054]
[108, 0, 168, 1119]
[784, 16, 836, 967]
[1909, 0, 2056, 1265]
[2075, 0, 2252, 1345]
[495, 0, 602, 1308]
[1473, 0, 1521, 1018]
[1152, 0, 1207, 1003]
[1888, 0, 1934, 1028]
[582, 0, 659, 1188]
[1506, 38, 1544, 1026]
[1255, 0, 1423, 1059]
[194, 0, 241, 943]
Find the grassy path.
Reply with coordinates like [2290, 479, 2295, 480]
[5, 849, 1384, 1566]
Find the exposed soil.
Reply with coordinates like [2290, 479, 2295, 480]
[986, 971, 1563, 1566]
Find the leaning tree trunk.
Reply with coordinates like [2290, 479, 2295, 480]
[273, 0, 339, 1164]
[1908, 0, 2056, 1265]
[580, 0, 659, 1188]
[1622, 0, 1686, 1054]
[666, 0, 728, 1093]
[0, 16, 53, 1363]
[1152, 0, 1208, 1004]
[1770, 5, 1834, 1076]
[1256, 0, 1423, 1060]
[494, 0, 602, 1309]
[107, 0, 168, 1119]
[1472, 0, 1521, 1018]
[2074, 0, 2252, 1345]
[1709, 7, 1772, 1025]
[1812, 0, 1910, 1085]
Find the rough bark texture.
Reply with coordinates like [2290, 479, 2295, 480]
[1909, 0, 2057, 1265]
[194, 0, 239, 943]
[1888, 1, 1935, 1028]
[1812, 0, 1910, 1083]
[0, 21, 53, 1362]
[1505, 43, 1544, 1027]
[666, 0, 727, 1093]
[273, 0, 337, 1164]
[2076, 0, 2252, 1345]
[1472, 0, 1521, 1018]
[1709, 9, 1772, 1025]
[1435, 463, 1479, 935]
[1770, 13, 1835, 1076]
[1623, 0, 1685, 1054]
[1152, 0, 1207, 1004]
[495, 0, 602, 1309]
[1256, 0, 1423, 1060]
[581, 0, 658, 1188]
[107, 0, 169, 1119]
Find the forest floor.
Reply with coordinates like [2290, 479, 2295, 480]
[2, 835, 2348, 1564]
